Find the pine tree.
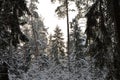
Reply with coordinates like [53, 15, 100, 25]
[50, 26, 65, 64]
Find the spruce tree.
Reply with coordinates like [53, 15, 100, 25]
[51, 26, 65, 64]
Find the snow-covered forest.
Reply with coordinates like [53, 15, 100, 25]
[0, 0, 120, 80]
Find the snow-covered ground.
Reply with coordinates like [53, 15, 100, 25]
[9, 55, 108, 80]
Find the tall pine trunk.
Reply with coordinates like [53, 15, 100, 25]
[113, 0, 120, 79]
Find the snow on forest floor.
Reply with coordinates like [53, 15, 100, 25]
[9, 56, 108, 80]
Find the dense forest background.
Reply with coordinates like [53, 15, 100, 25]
[0, 0, 120, 80]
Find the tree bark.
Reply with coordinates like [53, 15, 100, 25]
[113, 0, 120, 79]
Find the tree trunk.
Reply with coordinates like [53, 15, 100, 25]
[0, 62, 9, 80]
[113, 0, 120, 79]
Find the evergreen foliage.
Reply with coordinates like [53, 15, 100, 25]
[0, 0, 30, 80]
[9, 0, 48, 79]
[0, 0, 119, 80]
[70, 18, 85, 60]
[50, 26, 65, 64]
[85, 0, 120, 79]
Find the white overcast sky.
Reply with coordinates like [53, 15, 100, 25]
[35, 0, 86, 42]
[37, 0, 66, 40]
[36, 0, 79, 41]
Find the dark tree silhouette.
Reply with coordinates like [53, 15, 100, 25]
[85, 0, 120, 79]
[0, 0, 30, 80]
[112, 0, 120, 79]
